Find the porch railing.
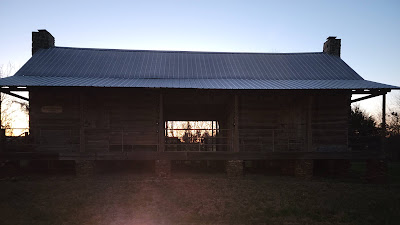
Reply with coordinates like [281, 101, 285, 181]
[1, 127, 352, 153]
[165, 128, 230, 152]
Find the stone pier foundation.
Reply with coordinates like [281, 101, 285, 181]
[280, 160, 295, 176]
[366, 159, 387, 183]
[226, 160, 243, 177]
[75, 160, 95, 177]
[335, 160, 351, 177]
[155, 160, 171, 178]
[294, 159, 313, 179]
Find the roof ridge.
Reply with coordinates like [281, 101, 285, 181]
[53, 46, 324, 55]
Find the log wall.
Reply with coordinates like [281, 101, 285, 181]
[29, 88, 351, 154]
[84, 89, 159, 152]
[30, 87, 80, 152]
[311, 93, 350, 151]
[30, 88, 159, 152]
[238, 93, 307, 152]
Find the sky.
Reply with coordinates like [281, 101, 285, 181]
[0, 0, 399, 117]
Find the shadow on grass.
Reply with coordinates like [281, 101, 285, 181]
[0, 161, 399, 225]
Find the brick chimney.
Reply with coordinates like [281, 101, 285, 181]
[32, 29, 55, 55]
[323, 36, 341, 57]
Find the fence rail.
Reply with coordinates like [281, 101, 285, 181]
[0, 127, 358, 153]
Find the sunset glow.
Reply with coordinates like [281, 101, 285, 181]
[166, 121, 219, 141]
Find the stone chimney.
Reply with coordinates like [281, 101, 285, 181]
[32, 29, 55, 55]
[323, 36, 341, 57]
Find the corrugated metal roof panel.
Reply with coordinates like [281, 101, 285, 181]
[1, 46, 398, 90]
[0, 75, 397, 90]
[14, 47, 363, 80]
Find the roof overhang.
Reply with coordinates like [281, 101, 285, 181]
[0, 76, 398, 90]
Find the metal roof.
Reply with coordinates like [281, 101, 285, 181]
[13, 47, 364, 80]
[0, 47, 398, 90]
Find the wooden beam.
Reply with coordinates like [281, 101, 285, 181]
[0, 151, 386, 161]
[351, 93, 382, 103]
[0, 152, 60, 160]
[68, 151, 387, 160]
[0, 87, 30, 91]
[351, 89, 390, 94]
[1, 90, 29, 101]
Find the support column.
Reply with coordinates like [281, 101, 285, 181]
[226, 160, 243, 177]
[155, 160, 171, 178]
[366, 159, 387, 183]
[381, 94, 386, 152]
[294, 159, 313, 179]
[75, 160, 95, 177]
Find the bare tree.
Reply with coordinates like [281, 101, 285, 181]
[0, 63, 29, 135]
[385, 92, 400, 160]
[0, 64, 14, 130]
[388, 92, 400, 135]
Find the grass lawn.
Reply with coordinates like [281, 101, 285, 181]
[0, 162, 399, 225]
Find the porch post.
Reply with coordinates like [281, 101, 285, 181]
[156, 92, 170, 177]
[365, 93, 388, 183]
[226, 94, 243, 177]
[381, 93, 386, 152]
